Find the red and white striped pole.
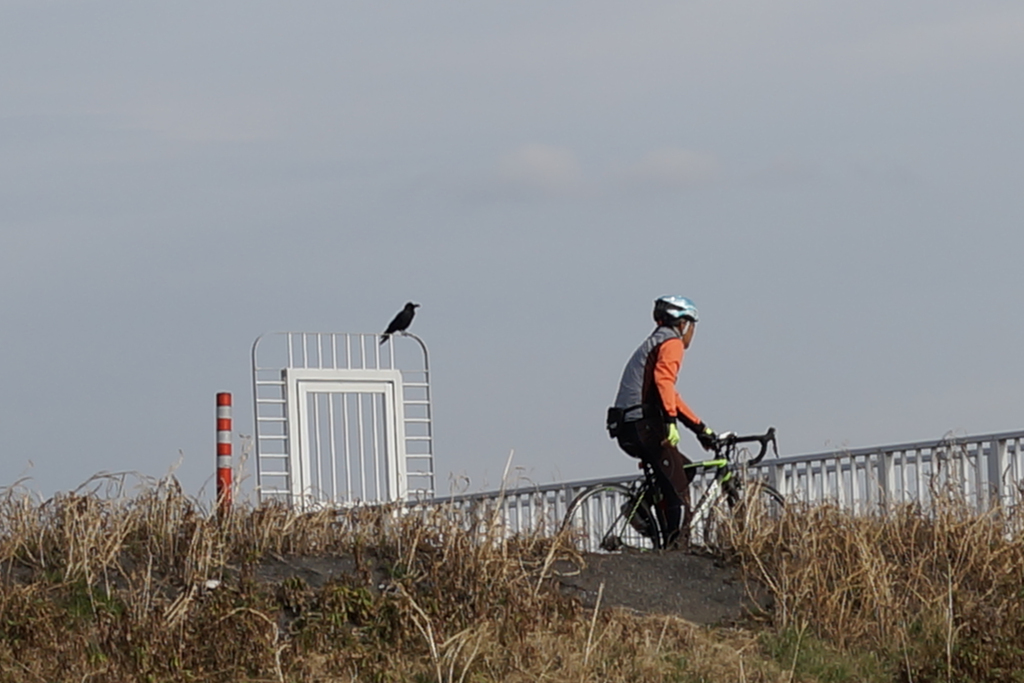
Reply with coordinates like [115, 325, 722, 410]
[216, 393, 233, 517]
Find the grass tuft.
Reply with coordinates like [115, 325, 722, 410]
[723, 487, 1024, 682]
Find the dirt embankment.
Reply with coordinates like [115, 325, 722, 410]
[255, 550, 770, 626]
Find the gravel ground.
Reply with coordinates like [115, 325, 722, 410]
[552, 551, 770, 624]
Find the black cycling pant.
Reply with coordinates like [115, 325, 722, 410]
[616, 418, 693, 547]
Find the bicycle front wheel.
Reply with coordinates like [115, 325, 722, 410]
[697, 478, 785, 549]
[561, 483, 663, 552]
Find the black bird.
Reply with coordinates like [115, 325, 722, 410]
[380, 302, 420, 344]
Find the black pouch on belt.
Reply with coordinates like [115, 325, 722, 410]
[605, 407, 625, 438]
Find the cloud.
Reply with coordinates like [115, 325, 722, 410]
[740, 156, 821, 188]
[110, 91, 278, 143]
[621, 148, 721, 190]
[484, 145, 725, 201]
[849, 8, 1024, 73]
[496, 144, 583, 197]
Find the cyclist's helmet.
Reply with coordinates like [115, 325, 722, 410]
[653, 296, 699, 326]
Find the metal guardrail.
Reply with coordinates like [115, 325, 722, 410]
[421, 430, 1024, 541]
[756, 429, 1024, 514]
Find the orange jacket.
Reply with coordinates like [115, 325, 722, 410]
[650, 337, 701, 427]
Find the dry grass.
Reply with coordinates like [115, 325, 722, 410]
[0, 473, 799, 683]
[2, 472, 1022, 682]
[724, 486, 1024, 682]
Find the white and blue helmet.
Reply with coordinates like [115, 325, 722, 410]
[654, 295, 699, 325]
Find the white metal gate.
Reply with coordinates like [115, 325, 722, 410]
[251, 332, 435, 508]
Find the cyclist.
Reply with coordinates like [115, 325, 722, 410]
[607, 295, 717, 548]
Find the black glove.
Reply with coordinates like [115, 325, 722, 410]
[696, 423, 717, 451]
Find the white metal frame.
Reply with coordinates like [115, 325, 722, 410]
[285, 369, 407, 507]
[252, 332, 434, 508]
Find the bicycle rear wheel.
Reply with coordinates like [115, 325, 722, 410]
[561, 483, 663, 552]
[697, 478, 784, 549]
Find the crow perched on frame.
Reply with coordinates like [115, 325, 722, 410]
[380, 302, 420, 344]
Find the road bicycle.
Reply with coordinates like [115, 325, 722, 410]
[561, 427, 784, 552]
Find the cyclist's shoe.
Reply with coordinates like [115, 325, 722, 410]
[623, 502, 655, 537]
[600, 535, 623, 552]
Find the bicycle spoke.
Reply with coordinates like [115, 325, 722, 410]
[562, 483, 663, 552]
[691, 477, 785, 550]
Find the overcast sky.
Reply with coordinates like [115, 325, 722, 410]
[2, 1, 1022, 499]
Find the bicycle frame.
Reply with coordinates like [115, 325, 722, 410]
[562, 427, 779, 552]
[687, 427, 778, 523]
[634, 428, 777, 534]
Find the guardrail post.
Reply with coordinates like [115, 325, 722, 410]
[988, 439, 1007, 511]
[849, 454, 860, 514]
[766, 461, 782, 499]
[217, 393, 233, 518]
[877, 449, 894, 513]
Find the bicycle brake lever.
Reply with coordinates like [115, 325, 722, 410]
[745, 427, 777, 466]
